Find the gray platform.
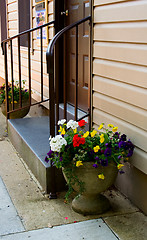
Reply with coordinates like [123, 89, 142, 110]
[8, 116, 65, 193]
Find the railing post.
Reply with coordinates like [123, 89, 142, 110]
[47, 52, 57, 199]
[10, 40, 14, 110]
[18, 36, 22, 108]
[40, 28, 43, 102]
[4, 42, 9, 119]
[28, 32, 31, 105]
[75, 25, 78, 121]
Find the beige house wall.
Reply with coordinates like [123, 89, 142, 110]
[93, 0, 147, 214]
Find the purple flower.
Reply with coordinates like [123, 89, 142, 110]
[105, 142, 112, 148]
[101, 158, 108, 167]
[51, 161, 55, 166]
[127, 140, 134, 151]
[127, 150, 133, 157]
[119, 170, 125, 174]
[93, 164, 98, 168]
[118, 155, 122, 160]
[120, 134, 126, 141]
[104, 148, 112, 157]
[59, 157, 63, 161]
[45, 156, 49, 163]
[118, 141, 125, 148]
[95, 156, 99, 161]
[123, 142, 129, 150]
[47, 150, 53, 158]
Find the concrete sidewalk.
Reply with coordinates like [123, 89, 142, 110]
[0, 107, 146, 240]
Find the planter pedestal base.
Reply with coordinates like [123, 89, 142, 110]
[72, 194, 110, 215]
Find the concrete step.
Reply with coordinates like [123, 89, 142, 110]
[8, 116, 66, 194]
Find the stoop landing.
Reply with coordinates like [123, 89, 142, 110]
[7, 116, 66, 194]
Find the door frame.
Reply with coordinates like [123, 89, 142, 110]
[53, 0, 93, 126]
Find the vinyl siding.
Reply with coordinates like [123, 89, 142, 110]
[93, 0, 147, 175]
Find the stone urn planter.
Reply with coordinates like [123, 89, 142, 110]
[1, 100, 30, 119]
[62, 162, 118, 215]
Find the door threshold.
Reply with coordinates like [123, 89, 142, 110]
[59, 103, 88, 122]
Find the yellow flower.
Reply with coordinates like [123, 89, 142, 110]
[8, 96, 11, 99]
[117, 164, 124, 170]
[73, 128, 77, 134]
[61, 128, 66, 135]
[98, 124, 103, 130]
[14, 101, 17, 103]
[91, 130, 97, 137]
[58, 126, 63, 133]
[76, 161, 83, 167]
[108, 124, 114, 128]
[83, 131, 89, 138]
[94, 145, 100, 152]
[98, 174, 105, 180]
[100, 134, 105, 144]
[112, 127, 118, 132]
[58, 126, 66, 135]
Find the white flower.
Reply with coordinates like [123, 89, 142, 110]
[67, 120, 78, 130]
[49, 135, 52, 141]
[58, 119, 66, 125]
[50, 135, 67, 152]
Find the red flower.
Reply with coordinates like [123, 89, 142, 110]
[78, 120, 87, 127]
[73, 134, 85, 147]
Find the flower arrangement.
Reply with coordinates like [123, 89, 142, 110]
[0, 80, 29, 105]
[45, 119, 134, 200]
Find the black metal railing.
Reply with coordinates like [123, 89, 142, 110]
[1, 20, 55, 118]
[46, 16, 91, 198]
[46, 16, 91, 139]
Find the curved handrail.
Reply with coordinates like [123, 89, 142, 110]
[46, 16, 91, 72]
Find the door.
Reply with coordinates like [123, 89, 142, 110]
[65, 0, 90, 112]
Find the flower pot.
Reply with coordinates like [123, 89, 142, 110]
[1, 99, 30, 119]
[62, 162, 118, 215]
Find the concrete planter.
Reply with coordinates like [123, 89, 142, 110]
[63, 162, 118, 215]
[1, 99, 30, 119]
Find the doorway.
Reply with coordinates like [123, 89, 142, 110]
[65, 0, 91, 112]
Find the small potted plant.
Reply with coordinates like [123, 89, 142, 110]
[0, 80, 30, 119]
[45, 119, 134, 215]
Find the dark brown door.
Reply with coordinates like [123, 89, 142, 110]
[65, 0, 90, 112]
